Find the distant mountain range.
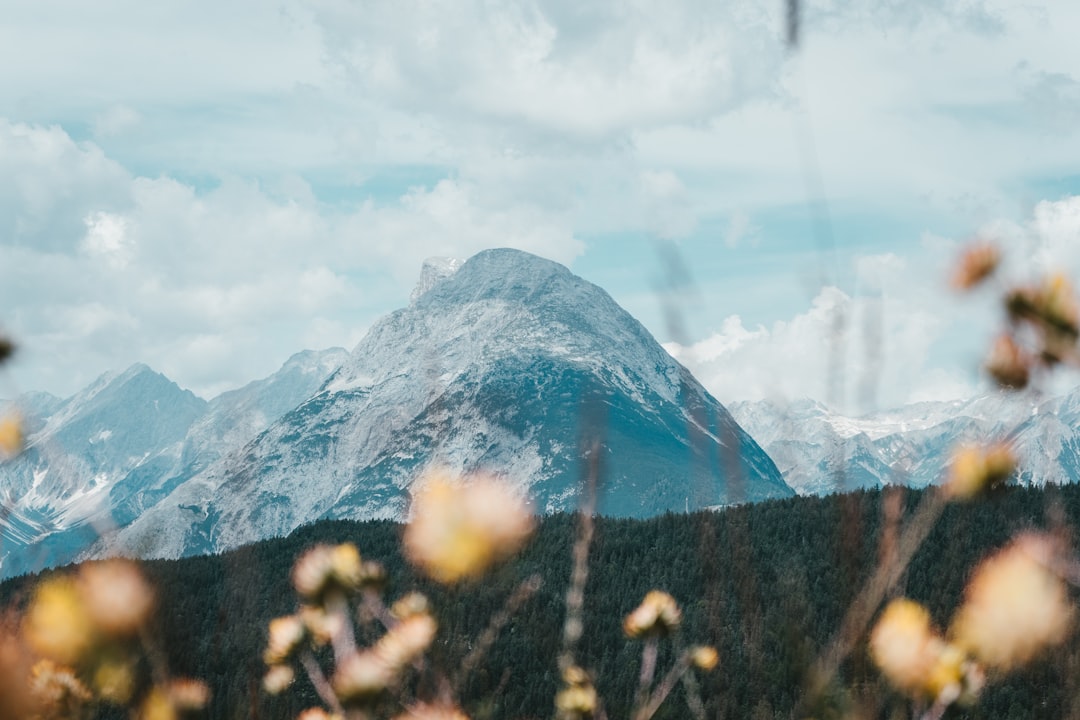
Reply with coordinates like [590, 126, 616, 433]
[0, 249, 792, 577]
[729, 392, 1080, 495]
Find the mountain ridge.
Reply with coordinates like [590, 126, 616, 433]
[95, 248, 791, 561]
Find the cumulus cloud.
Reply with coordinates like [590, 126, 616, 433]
[672, 195, 1080, 412]
[666, 244, 988, 413]
[0, 120, 583, 398]
[92, 105, 142, 139]
[307, 0, 783, 144]
[4, 0, 1080, 410]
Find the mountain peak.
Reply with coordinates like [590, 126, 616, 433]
[280, 348, 350, 375]
[422, 248, 577, 304]
[410, 256, 464, 303]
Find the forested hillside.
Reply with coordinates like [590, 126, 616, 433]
[5, 484, 1079, 719]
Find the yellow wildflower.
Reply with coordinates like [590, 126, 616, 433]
[691, 645, 719, 671]
[263, 664, 295, 695]
[869, 599, 944, 696]
[139, 686, 176, 720]
[623, 590, 682, 638]
[79, 559, 155, 636]
[0, 414, 23, 460]
[950, 533, 1072, 671]
[984, 334, 1030, 390]
[265, 615, 306, 665]
[375, 614, 437, 669]
[168, 678, 210, 710]
[23, 577, 94, 665]
[944, 443, 1016, 500]
[951, 241, 1000, 290]
[292, 543, 365, 601]
[332, 651, 395, 703]
[403, 470, 534, 584]
[555, 683, 597, 720]
[392, 703, 470, 720]
[93, 658, 135, 704]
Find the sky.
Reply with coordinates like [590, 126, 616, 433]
[2, 0, 1080, 414]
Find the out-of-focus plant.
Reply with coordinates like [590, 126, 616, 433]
[0, 335, 210, 720]
[0, 556, 210, 720]
[265, 469, 717, 720]
[952, 239, 1080, 390]
[262, 469, 536, 720]
[856, 240, 1080, 719]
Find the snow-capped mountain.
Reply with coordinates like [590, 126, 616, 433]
[0, 364, 207, 576]
[729, 391, 1079, 495]
[0, 348, 347, 578]
[97, 248, 793, 561]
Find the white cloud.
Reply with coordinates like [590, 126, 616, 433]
[308, 0, 783, 143]
[92, 105, 142, 139]
[673, 195, 1080, 412]
[0, 120, 583, 398]
[81, 211, 133, 267]
[667, 242, 992, 413]
[724, 210, 760, 249]
[3, 0, 1080, 410]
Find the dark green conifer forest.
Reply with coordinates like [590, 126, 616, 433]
[5, 483, 1079, 719]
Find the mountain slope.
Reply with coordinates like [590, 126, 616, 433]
[730, 392, 1077, 495]
[0, 350, 347, 578]
[104, 248, 793, 560]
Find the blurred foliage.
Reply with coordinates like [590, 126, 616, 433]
[3, 483, 1078, 719]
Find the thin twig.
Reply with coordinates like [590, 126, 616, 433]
[633, 637, 659, 713]
[803, 488, 947, 705]
[559, 437, 600, 672]
[634, 650, 693, 720]
[300, 649, 346, 716]
[453, 573, 542, 691]
[680, 668, 707, 720]
[326, 591, 358, 666]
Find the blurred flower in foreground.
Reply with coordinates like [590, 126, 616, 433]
[374, 613, 436, 669]
[623, 590, 682, 638]
[264, 615, 305, 665]
[0, 623, 36, 719]
[332, 650, 395, 703]
[167, 678, 211, 711]
[23, 578, 94, 665]
[79, 560, 154, 636]
[984, 334, 1031, 390]
[292, 543, 364, 601]
[262, 664, 294, 695]
[298, 604, 342, 646]
[298, 709, 342, 720]
[30, 659, 92, 714]
[944, 443, 1016, 500]
[403, 470, 534, 583]
[556, 665, 597, 720]
[869, 599, 944, 696]
[869, 599, 983, 704]
[390, 592, 430, 620]
[0, 413, 23, 460]
[951, 242, 1001, 290]
[138, 679, 210, 720]
[691, 645, 719, 671]
[1006, 274, 1080, 345]
[950, 533, 1072, 671]
[93, 658, 136, 704]
[393, 703, 470, 720]
[0, 337, 14, 365]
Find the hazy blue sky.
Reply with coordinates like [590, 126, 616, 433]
[3, 0, 1080, 412]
